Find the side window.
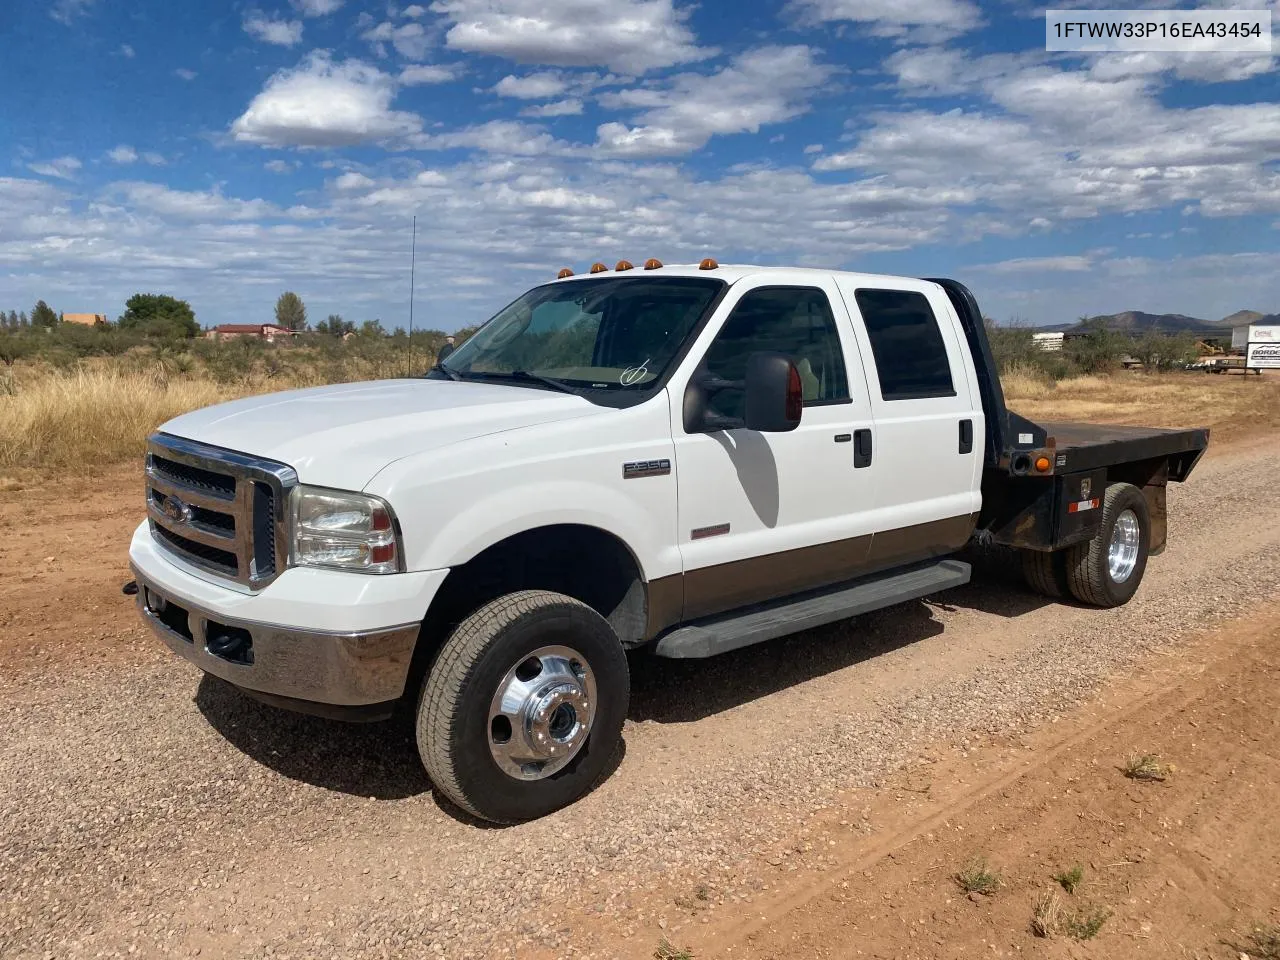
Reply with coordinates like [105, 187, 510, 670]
[701, 287, 850, 420]
[854, 289, 956, 401]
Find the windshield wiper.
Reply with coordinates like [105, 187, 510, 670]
[428, 363, 460, 381]
[506, 370, 581, 394]
[466, 370, 580, 395]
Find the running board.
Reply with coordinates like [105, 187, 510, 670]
[653, 559, 971, 659]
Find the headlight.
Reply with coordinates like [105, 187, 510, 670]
[290, 486, 402, 574]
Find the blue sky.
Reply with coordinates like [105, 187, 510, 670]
[2, 0, 1278, 331]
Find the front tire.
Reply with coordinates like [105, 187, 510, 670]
[417, 590, 629, 824]
[1065, 482, 1150, 608]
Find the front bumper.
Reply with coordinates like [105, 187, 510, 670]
[130, 521, 448, 714]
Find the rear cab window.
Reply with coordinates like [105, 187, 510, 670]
[852, 288, 956, 401]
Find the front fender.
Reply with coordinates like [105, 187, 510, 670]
[363, 395, 682, 581]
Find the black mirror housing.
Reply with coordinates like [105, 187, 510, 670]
[683, 351, 802, 434]
[745, 352, 802, 433]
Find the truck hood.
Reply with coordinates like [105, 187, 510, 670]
[159, 378, 605, 490]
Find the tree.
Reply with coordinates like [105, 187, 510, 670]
[118, 293, 199, 338]
[31, 300, 58, 328]
[359, 318, 386, 337]
[18, 311, 29, 329]
[5, 310, 16, 329]
[275, 291, 307, 331]
[0, 331, 31, 366]
[315, 313, 354, 337]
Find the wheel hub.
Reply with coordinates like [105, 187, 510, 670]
[1107, 508, 1141, 583]
[488, 646, 596, 780]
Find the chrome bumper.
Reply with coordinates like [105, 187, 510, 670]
[132, 566, 420, 708]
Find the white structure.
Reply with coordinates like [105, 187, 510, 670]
[1032, 331, 1065, 352]
[1233, 324, 1280, 369]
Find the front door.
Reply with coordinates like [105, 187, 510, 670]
[669, 276, 880, 621]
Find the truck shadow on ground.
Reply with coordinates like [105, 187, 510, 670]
[628, 572, 1055, 725]
[194, 674, 430, 801]
[192, 570, 1052, 818]
[193, 674, 627, 825]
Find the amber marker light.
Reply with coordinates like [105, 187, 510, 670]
[1035, 456, 1052, 472]
[615, 260, 634, 271]
[557, 268, 574, 278]
[643, 258, 663, 270]
[589, 262, 608, 273]
[698, 257, 719, 270]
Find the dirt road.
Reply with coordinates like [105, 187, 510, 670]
[2, 437, 1279, 959]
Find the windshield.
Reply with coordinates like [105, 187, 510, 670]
[439, 277, 724, 390]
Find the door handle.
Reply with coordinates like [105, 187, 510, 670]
[854, 428, 873, 468]
[959, 419, 974, 455]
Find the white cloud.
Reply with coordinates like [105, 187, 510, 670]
[142, 152, 166, 166]
[595, 45, 837, 157]
[804, 143, 823, 154]
[431, 0, 709, 73]
[1087, 50, 1276, 84]
[333, 171, 376, 190]
[399, 63, 459, 85]
[231, 53, 422, 147]
[119, 43, 135, 57]
[264, 159, 298, 173]
[107, 145, 138, 164]
[418, 120, 585, 157]
[521, 99, 584, 117]
[362, 20, 430, 59]
[787, 0, 981, 39]
[975, 255, 1094, 274]
[291, 0, 343, 15]
[50, 0, 97, 24]
[403, 3, 427, 15]
[242, 12, 304, 46]
[112, 182, 280, 221]
[174, 68, 198, 81]
[494, 72, 569, 99]
[28, 156, 82, 180]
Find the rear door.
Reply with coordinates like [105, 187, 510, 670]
[834, 280, 983, 569]
[668, 274, 880, 620]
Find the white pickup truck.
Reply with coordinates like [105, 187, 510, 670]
[130, 261, 1208, 822]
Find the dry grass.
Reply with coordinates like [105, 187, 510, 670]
[1006, 369, 1280, 433]
[1031, 890, 1111, 940]
[1122, 754, 1171, 782]
[954, 857, 1002, 895]
[0, 369, 242, 471]
[654, 938, 694, 960]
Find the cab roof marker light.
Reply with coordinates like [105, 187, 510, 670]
[699, 257, 719, 270]
[557, 267, 574, 278]
[589, 262, 609, 274]
[615, 259, 634, 271]
[643, 258, 663, 270]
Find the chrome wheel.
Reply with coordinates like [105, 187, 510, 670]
[487, 645, 596, 781]
[1107, 509, 1141, 583]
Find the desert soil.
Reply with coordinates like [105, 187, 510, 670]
[2, 431, 1279, 959]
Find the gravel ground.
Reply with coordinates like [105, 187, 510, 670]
[2, 442, 1279, 959]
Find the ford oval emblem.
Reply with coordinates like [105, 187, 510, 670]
[162, 496, 194, 524]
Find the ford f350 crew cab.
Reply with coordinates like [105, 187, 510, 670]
[130, 261, 1208, 823]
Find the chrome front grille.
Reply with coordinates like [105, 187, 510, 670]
[145, 433, 297, 589]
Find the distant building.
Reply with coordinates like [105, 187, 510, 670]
[63, 312, 108, 327]
[1031, 331, 1064, 352]
[206, 323, 295, 342]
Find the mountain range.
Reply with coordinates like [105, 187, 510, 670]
[1030, 310, 1278, 335]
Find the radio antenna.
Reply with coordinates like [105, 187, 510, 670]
[407, 214, 417, 378]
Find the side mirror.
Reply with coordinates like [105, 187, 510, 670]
[744, 351, 803, 433]
[682, 351, 803, 434]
